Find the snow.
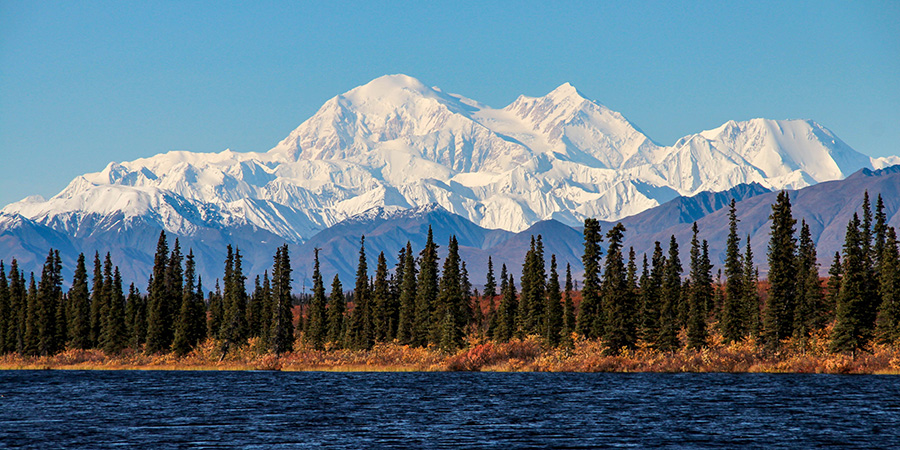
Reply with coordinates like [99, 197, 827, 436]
[1, 74, 894, 243]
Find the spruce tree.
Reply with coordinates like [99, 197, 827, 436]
[518, 236, 547, 336]
[8, 261, 26, 354]
[658, 236, 682, 351]
[577, 218, 604, 339]
[270, 244, 295, 353]
[874, 194, 887, 273]
[247, 275, 264, 338]
[413, 228, 439, 346]
[36, 249, 63, 355]
[173, 250, 199, 356]
[348, 237, 373, 349]
[543, 255, 563, 347]
[602, 223, 635, 352]
[794, 220, 824, 339]
[743, 237, 761, 338]
[876, 227, 900, 344]
[67, 254, 91, 349]
[687, 224, 712, 349]
[222, 246, 248, 348]
[640, 243, 665, 347]
[371, 252, 395, 342]
[561, 263, 576, 347]
[763, 191, 797, 349]
[396, 242, 418, 344]
[495, 270, 518, 342]
[436, 236, 465, 350]
[484, 256, 497, 303]
[721, 199, 745, 343]
[89, 252, 103, 347]
[326, 274, 346, 346]
[831, 214, 871, 353]
[145, 232, 171, 353]
[126, 284, 146, 350]
[101, 266, 127, 354]
[207, 280, 224, 339]
[306, 248, 328, 350]
[0, 262, 8, 354]
[23, 274, 39, 355]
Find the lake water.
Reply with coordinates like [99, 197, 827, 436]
[1, 371, 898, 448]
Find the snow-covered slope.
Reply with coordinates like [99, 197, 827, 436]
[1, 74, 888, 243]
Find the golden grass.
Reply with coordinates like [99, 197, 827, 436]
[3, 330, 900, 373]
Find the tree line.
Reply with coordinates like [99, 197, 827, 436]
[1, 191, 899, 357]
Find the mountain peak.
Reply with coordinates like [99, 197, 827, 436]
[343, 73, 431, 101]
[546, 82, 585, 100]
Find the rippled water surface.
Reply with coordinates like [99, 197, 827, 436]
[1, 371, 899, 448]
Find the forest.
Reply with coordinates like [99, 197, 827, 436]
[1, 191, 900, 372]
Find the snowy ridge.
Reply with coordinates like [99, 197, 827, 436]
[2, 74, 891, 243]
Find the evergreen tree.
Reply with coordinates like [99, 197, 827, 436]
[577, 218, 604, 339]
[460, 260, 473, 332]
[396, 242, 418, 344]
[173, 250, 200, 356]
[209, 279, 225, 339]
[326, 274, 346, 346]
[658, 236, 682, 351]
[68, 254, 91, 349]
[543, 255, 563, 347]
[305, 248, 328, 350]
[484, 256, 497, 302]
[22, 274, 38, 355]
[125, 284, 146, 349]
[495, 270, 518, 342]
[101, 266, 127, 354]
[257, 272, 273, 348]
[436, 236, 465, 350]
[247, 275, 265, 338]
[8, 261, 26, 354]
[874, 194, 887, 273]
[743, 237, 761, 338]
[348, 237, 373, 349]
[222, 246, 248, 348]
[518, 236, 547, 336]
[763, 191, 798, 349]
[859, 191, 881, 332]
[145, 232, 172, 353]
[0, 262, 8, 354]
[270, 244, 295, 353]
[89, 252, 103, 347]
[190, 277, 207, 348]
[561, 263, 576, 347]
[825, 252, 842, 324]
[721, 199, 746, 343]
[373, 252, 397, 342]
[36, 250, 63, 355]
[687, 224, 712, 349]
[641, 242, 665, 347]
[794, 220, 824, 339]
[831, 214, 872, 353]
[413, 227, 439, 346]
[876, 227, 900, 344]
[602, 223, 636, 352]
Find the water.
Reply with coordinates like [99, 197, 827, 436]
[1, 371, 898, 448]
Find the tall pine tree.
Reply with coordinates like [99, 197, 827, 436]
[763, 191, 797, 349]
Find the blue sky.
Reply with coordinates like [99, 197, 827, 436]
[1, 0, 898, 207]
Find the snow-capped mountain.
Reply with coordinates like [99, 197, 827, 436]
[2, 74, 889, 246]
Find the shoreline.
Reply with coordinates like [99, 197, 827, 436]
[3, 338, 899, 374]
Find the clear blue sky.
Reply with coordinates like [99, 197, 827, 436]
[1, 1, 898, 207]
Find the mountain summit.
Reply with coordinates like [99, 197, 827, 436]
[2, 74, 891, 244]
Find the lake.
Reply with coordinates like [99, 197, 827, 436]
[1, 371, 898, 448]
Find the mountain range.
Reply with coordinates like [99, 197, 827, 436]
[2, 74, 899, 289]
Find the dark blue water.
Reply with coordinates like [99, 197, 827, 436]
[1, 371, 898, 448]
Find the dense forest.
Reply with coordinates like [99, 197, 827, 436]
[1, 190, 899, 361]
